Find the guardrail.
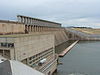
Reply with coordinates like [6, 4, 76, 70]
[38, 54, 58, 73]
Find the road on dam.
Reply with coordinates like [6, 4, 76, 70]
[55, 41, 100, 75]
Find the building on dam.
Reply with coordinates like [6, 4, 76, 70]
[0, 15, 66, 75]
[17, 15, 61, 33]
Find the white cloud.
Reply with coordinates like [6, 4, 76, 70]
[0, 0, 100, 28]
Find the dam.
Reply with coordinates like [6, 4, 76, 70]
[0, 15, 100, 75]
[0, 15, 69, 75]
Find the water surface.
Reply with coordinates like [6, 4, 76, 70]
[55, 41, 100, 75]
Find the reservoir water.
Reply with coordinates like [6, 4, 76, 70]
[55, 41, 100, 75]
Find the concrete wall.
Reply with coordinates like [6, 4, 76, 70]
[0, 33, 57, 75]
[38, 30, 69, 46]
[29, 29, 69, 46]
[14, 34, 54, 61]
[0, 20, 25, 34]
[54, 31, 69, 46]
[0, 37, 14, 43]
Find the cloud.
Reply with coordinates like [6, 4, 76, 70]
[0, 0, 100, 28]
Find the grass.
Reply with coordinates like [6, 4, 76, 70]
[71, 28, 100, 34]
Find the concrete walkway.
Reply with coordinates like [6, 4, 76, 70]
[59, 40, 79, 57]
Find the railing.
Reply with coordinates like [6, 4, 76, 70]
[38, 54, 58, 73]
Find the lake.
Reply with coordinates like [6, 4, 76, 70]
[55, 41, 100, 75]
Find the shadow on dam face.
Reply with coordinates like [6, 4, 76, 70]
[55, 40, 75, 54]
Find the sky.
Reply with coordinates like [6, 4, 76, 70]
[0, 0, 100, 28]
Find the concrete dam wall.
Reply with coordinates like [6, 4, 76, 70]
[29, 30, 69, 46]
[53, 31, 69, 46]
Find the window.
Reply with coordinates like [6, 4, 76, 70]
[1, 43, 7, 47]
[0, 43, 14, 48]
[29, 57, 32, 60]
[8, 43, 14, 48]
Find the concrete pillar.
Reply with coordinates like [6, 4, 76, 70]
[26, 18, 28, 24]
[39, 26, 40, 32]
[20, 16, 22, 22]
[25, 25, 28, 33]
[32, 19, 34, 25]
[24, 17, 25, 23]
[36, 26, 37, 32]
[23, 17, 25, 23]
[21, 17, 23, 23]
[30, 25, 32, 32]
[37, 26, 39, 32]
[24, 18, 26, 24]
[25, 25, 27, 30]
[33, 25, 35, 32]
[32, 26, 34, 32]
[42, 27, 44, 31]
[39, 26, 41, 32]
[40, 26, 41, 32]
[41, 26, 43, 31]
[41, 26, 43, 32]
[29, 18, 31, 24]
[32, 26, 33, 32]
[28, 25, 30, 32]
[30, 18, 32, 25]
[37, 26, 38, 32]
[22, 17, 24, 23]
[30, 25, 31, 32]
[31, 19, 33, 25]
[35, 25, 37, 32]
[27, 18, 29, 24]
[25, 18, 27, 24]
[29, 18, 30, 24]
